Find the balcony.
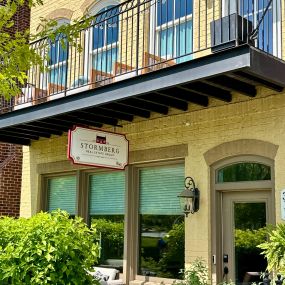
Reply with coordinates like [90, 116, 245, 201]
[0, 0, 284, 145]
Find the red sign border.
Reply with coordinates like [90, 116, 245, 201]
[67, 125, 129, 170]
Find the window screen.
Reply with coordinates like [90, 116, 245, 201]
[47, 175, 77, 215]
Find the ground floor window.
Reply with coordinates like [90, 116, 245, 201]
[138, 164, 185, 279]
[47, 175, 77, 216]
[42, 162, 185, 280]
[89, 171, 125, 271]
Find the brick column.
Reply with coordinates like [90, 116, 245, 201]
[0, 0, 30, 217]
[0, 144, 23, 217]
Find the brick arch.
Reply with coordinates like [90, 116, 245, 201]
[203, 139, 279, 166]
[46, 8, 74, 20]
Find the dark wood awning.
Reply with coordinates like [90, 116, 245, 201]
[0, 45, 284, 145]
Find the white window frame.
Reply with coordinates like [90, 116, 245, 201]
[149, 0, 194, 60]
[84, 0, 120, 77]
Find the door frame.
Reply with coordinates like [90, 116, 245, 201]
[210, 155, 275, 284]
[222, 190, 273, 283]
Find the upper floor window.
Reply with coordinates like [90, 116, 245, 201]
[48, 18, 70, 93]
[91, 5, 119, 74]
[216, 162, 271, 183]
[152, 0, 193, 63]
[223, 0, 281, 57]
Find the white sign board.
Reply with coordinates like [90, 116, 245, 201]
[281, 189, 285, 220]
[68, 126, 129, 170]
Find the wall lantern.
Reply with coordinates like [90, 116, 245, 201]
[178, 177, 200, 217]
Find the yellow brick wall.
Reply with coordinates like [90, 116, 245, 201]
[20, 89, 285, 275]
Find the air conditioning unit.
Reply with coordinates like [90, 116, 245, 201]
[210, 13, 253, 53]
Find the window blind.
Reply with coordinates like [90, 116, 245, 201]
[89, 171, 125, 215]
[139, 164, 184, 215]
[47, 175, 77, 215]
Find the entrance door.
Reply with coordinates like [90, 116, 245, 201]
[221, 191, 273, 285]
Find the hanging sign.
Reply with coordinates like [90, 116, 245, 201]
[68, 126, 129, 170]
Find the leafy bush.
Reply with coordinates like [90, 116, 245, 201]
[139, 221, 185, 279]
[92, 218, 124, 262]
[235, 227, 267, 250]
[159, 222, 185, 274]
[176, 258, 208, 285]
[0, 211, 100, 285]
[259, 223, 285, 274]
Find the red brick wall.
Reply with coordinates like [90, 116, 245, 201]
[0, 144, 23, 217]
[0, 1, 30, 217]
[13, 1, 31, 34]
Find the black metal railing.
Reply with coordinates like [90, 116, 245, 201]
[1, 0, 283, 112]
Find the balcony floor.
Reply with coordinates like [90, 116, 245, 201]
[0, 45, 285, 145]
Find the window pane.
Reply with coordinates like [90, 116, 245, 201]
[47, 176, 76, 215]
[157, 0, 174, 26]
[48, 42, 58, 66]
[58, 38, 68, 62]
[175, 0, 192, 19]
[49, 63, 67, 86]
[217, 162, 271, 183]
[89, 171, 125, 215]
[176, 20, 193, 63]
[92, 216, 124, 271]
[48, 36, 68, 65]
[106, 7, 119, 45]
[89, 171, 125, 270]
[257, 9, 273, 53]
[93, 23, 105, 49]
[238, 0, 274, 55]
[239, 0, 253, 16]
[158, 27, 174, 58]
[139, 165, 185, 279]
[93, 47, 118, 73]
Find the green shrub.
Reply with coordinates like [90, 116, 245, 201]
[92, 218, 124, 262]
[176, 258, 208, 285]
[0, 211, 100, 285]
[259, 223, 285, 274]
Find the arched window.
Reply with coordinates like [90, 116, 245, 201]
[151, 0, 193, 63]
[90, 4, 119, 74]
[216, 162, 271, 183]
[48, 18, 70, 94]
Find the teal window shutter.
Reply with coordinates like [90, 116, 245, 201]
[139, 164, 184, 215]
[89, 171, 125, 215]
[47, 176, 77, 215]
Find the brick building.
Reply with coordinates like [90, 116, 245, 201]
[0, 0, 284, 284]
[0, 2, 31, 217]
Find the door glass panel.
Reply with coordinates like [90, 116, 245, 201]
[234, 203, 267, 285]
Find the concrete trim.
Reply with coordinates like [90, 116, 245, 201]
[129, 144, 188, 164]
[203, 139, 279, 166]
[37, 144, 188, 174]
[37, 160, 90, 174]
[46, 8, 74, 20]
